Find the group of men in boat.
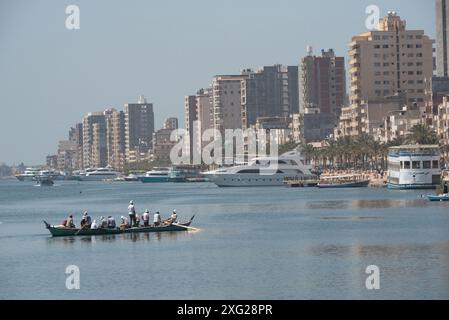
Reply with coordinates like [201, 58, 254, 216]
[61, 200, 179, 230]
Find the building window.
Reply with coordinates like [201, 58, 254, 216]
[412, 161, 421, 169]
[423, 161, 431, 169]
[433, 160, 439, 169]
[404, 161, 411, 169]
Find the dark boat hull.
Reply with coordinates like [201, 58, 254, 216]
[317, 180, 370, 188]
[44, 217, 194, 237]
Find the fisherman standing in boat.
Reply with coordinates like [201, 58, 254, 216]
[128, 201, 136, 227]
[153, 211, 162, 226]
[135, 213, 141, 227]
[142, 209, 150, 227]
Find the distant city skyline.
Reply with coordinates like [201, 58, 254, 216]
[0, 0, 435, 164]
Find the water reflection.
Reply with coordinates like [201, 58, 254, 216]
[308, 242, 449, 258]
[307, 198, 433, 210]
[46, 231, 191, 245]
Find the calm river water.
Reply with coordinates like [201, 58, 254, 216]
[0, 180, 448, 299]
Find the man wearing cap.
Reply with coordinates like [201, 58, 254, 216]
[142, 209, 150, 227]
[80, 211, 91, 228]
[154, 211, 162, 226]
[168, 209, 178, 225]
[128, 200, 136, 227]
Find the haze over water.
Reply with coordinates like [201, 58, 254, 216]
[1, 180, 449, 299]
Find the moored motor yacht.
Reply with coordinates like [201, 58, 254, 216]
[203, 150, 313, 187]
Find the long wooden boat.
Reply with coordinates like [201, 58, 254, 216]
[43, 215, 195, 237]
[317, 180, 370, 188]
[427, 194, 449, 202]
[317, 174, 370, 189]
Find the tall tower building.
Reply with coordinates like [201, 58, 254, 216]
[184, 88, 214, 163]
[349, 12, 433, 108]
[299, 48, 346, 117]
[184, 95, 197, 163]
[436, 0, 449, 77]
[82, 112, 107, 168]
[105, 109, 125, 171]
[212, 74, 248, 135]
[124, 95, 155, 162]
[241, 65, 299, 129]
[69, 123, 83, 169]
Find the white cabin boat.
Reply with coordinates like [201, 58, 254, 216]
[387, 145, 441, 189]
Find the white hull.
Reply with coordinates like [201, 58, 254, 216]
[79, 174, 118, 181]
[207, 173, 289, 187]
[204, 150, 313, 188]
[16, 176, 36, 182]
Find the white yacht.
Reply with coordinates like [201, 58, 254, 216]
[79, 167, 119, 181]
[203, 151, 313, 187]
[387, 145, 441, 189]
[37, 169, 65, 181]
[15, 168, 40, 181]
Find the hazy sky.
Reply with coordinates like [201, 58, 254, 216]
[0, 0, 435, 165]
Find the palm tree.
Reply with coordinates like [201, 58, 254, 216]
[300, 143, 316, 166]
[406, 124, 439, 145]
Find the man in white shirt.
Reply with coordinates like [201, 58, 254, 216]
[128, 200, 136, 227]
[142, 209, 150, 227]
[90, 220, 98, 229]
[153, 211, 161, 226]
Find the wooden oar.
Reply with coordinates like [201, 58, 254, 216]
[75, 225, 87, 236]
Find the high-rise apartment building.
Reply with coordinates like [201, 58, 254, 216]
[241, 65, 299, 129]
[213, 74, 248, 136]
[349, 12, 433, 108]
[436, 0, 449, 77]
[105, 108, 126, 171]
[184, 88, 214, 163]
[184, 95, 198, 163]
[124, 95, 155, 162]
[82, 112, 107, 168]
[299, 48, 346, 116]
[69, 123, 83, 169]
[163, 117, 179, 130]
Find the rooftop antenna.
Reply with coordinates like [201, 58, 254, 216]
[306, 45, 313, 56]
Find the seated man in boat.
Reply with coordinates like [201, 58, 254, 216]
[153, 211, 162, 226]
[63, 214, 75, 228]
[91, 219, 98, 230]
[119, 216, 129, 230]
[142, 209, 150, 227]
[99, 216, 108, 229]
[107, 216, 116, 229]
[80, 211, 92, 228]
[165, 210, 177, 225]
